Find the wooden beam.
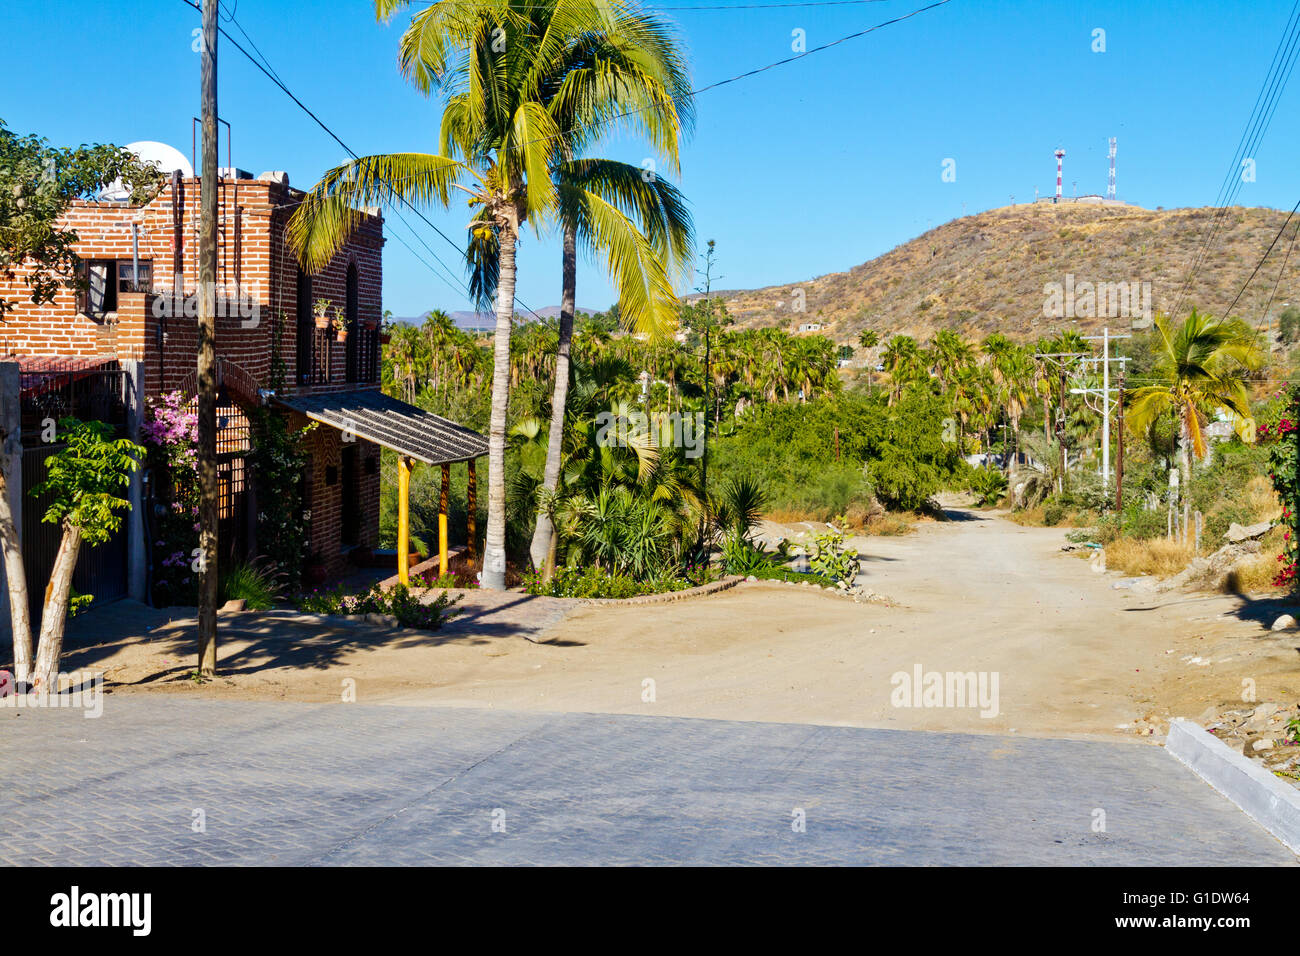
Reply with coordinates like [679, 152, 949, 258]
[439, 462, 450, 578]
[466, 458, 477, 564]
[397, 455, 411, 585]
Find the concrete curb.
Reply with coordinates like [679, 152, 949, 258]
[1166, 717, 1300, 854]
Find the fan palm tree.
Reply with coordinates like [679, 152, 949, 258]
[291, 0, 576, 589]
[882, 334, 925, 404]
[858, 328, 879, 391]
[1126, 310, 1264, 501]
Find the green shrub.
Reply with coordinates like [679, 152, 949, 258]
[523, 565, 707, 599]
[295, 582, 459, 630]
[1042, 500, 1066, 526]
[222, 558, 285, 611]
[806, 529, 861, 586]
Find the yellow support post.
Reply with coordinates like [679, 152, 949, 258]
[439, 462, 450, 577]
[397, 455, 411, 585]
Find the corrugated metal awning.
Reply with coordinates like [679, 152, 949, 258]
[276, 388, 487, 465]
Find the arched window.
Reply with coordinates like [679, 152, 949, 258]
[344, 263, 359, 383]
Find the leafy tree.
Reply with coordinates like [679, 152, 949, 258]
[0, 120, 161, 317]
[1126, 310, 1264, 502]
[17, 419, 142, 688]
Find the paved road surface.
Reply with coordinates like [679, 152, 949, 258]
[1, 698, 1291, 865]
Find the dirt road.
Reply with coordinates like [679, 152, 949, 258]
[77, 508, 1300, 739]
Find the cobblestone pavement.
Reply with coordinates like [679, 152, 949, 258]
[1, 698, 1293, 865]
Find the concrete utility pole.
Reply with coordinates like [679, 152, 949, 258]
[196, 0, 219, 677]
[1115, 366, 1125, 511]
[1079, 328, 1130, 493]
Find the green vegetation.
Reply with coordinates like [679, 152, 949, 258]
[221, 559, 286, 612]
[296, 582, 460, 630]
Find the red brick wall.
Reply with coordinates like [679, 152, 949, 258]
[0, 174, 388, 581]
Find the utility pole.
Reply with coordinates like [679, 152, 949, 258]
[1033, 349, 1089, 494]
[196, 0, 219, 677]
[1079, 328, 1130, 495]
[1115, 366, 1125, 510]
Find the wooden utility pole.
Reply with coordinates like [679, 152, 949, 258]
[196, 0, 219, 677]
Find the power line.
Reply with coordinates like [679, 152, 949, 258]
[1169, 0, 1300, 319]
[183, 0, 534, 318]
[186, 0, 953, 315]
[1221, 197, 1300, 321]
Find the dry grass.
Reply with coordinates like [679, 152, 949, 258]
[1103, 537, 1197, 578]
[863, 513, 914, 536]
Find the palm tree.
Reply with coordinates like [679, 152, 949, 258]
[882, 334, 925, 404]
[291, 0, 574, 589]
[858, 328, 879, 391]
[404, 0, 693, 577]
[1126, 310, 1264, 501]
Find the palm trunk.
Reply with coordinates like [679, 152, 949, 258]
[481, 222, 518, 591]
[0, 464, 32, 685]
[31, 524, 81, 688]
[529, 223, 576, 578]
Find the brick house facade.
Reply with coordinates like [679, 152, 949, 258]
[0, 169, 388, 594]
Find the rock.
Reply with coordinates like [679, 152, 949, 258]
[219, 598, 246, 613]
[1158, 541, 1264, 593]
[1272, 614, 1297, 632]
[1253, 738, 1275, 752]
[836, 581, 848, 590]
[1225, 520, 1273, 543]
[745, 575, 758, 583]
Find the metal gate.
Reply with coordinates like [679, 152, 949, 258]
[22, 443, 129, 620]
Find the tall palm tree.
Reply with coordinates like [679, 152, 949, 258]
[291, 0, 576, 589]
[1126, 310, 1264, 501]
[416, 0, 694, 576]
[858, 327, 879, 391]
[882, 334, 925, 404]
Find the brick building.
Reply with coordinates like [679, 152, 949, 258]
[0, 164, 484, 619]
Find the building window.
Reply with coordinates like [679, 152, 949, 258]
[84, 260, 153, 317]
[118, 261, 152, 293]
[84, 261, 116, 317]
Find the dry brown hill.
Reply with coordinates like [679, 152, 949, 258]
[713, 203, 1300, 344]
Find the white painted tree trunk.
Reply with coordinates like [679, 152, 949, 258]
[481, 223, 518, 590]
[528, 223, 577, 578]
[31, 523, 81, 689]
[0, 464, 32, 684]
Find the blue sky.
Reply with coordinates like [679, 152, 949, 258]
[3, 0, 1298, 316]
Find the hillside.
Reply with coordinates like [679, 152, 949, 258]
[714, 203, 1300, 343]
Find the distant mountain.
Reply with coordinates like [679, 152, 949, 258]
[712, 203, 1300, 344]
[391, 306, 600, 333]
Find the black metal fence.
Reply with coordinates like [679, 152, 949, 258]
[19, 359, 129, 444]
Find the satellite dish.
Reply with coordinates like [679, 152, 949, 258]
[100, 141, 194, 201]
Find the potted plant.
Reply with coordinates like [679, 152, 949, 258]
[312, 298, 332, 331]
[333, 306, 349, 343]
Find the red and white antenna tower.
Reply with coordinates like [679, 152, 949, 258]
[1054, 148, 1065, 203]
[1107, 137, 1117, 200]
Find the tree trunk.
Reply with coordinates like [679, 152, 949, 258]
[31, 523, 81, 689]
[481, 220, 518, 590]
[528, 223, 576, 579]
[0, 464, 32, 685]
